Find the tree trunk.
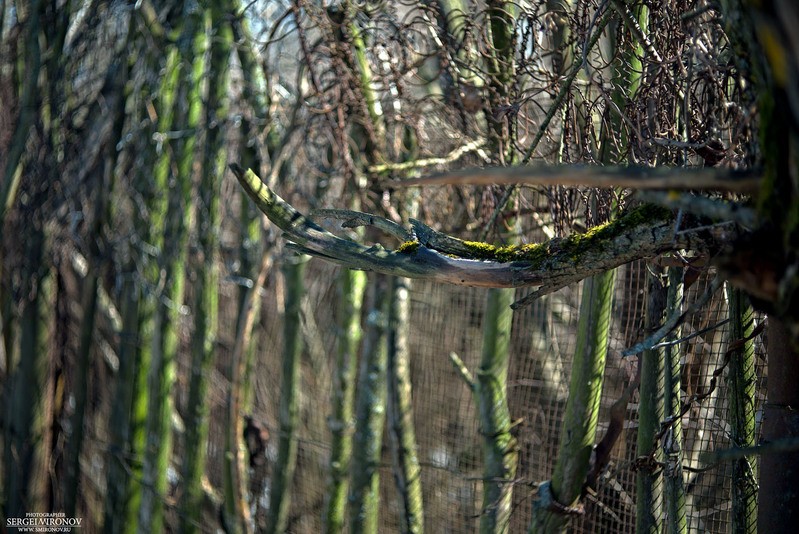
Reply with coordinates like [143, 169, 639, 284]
[477, 287, 518, 534]
[104, 263, 142, 534]
[324, 267, 367, 532]
[529, 269, 617, 533]
[386, 277, 425, 534]
[178, 6, 232, 531]
[265, 256, 307, 534]
[662, 268, 686, 534]
[636, 267, 666, 534]
[349, 275, 390, 534]
[758, 319, 799, 532]
[138, 10, 201, 528]
[726, 287, 757, 534]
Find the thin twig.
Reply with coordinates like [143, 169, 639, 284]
[650, 318, 730, 349]
[369, 138, 487, 174]
[448, 352, 476, 390]
[622, 275, 723, 357]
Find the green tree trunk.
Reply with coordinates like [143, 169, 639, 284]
[105, 73, 158, 531]
[178, 6, 232, 532]
[386, 277, 425, 534]
[265, 256, 308, 534]
[663, 268, 686, 534]
[480, 5, 520, 528]
[124, 19, 192, 530]
[636, 268, 666, 534]
[529, 269, 617, 533]
[104, 259, 143, 534]
[477, 287, 518, 534]
[98, 16, 160, 534]
[726, 287, 757, 534]
[485, 0, 516, 163]
[138, 8, 203, 530]
[349, 275, 390, 534]
[324, 268, 367, 532]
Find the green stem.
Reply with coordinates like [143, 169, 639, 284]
[349, 275, 390, 534]
[386, 277, 425, 534]
[663, 267, 686, 534]
[636, 267, 666, 534]
[324, 268, 367, 532]
[727, 287, 757, 534]
[477, 287, 518, 534]
[529, 269, 617, 533]
[265, 257, 308, 534]
[178, 6, 232, 531]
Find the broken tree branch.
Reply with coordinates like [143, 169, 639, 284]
[231, 165, 722, 303]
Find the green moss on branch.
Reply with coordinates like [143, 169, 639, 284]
[396, 240, 421, 254]
[455, 204, 673, 264]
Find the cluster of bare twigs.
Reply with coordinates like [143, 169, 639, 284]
[250, 0, 757, 242]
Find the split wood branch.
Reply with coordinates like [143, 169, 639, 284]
[231, 165, 724, 305]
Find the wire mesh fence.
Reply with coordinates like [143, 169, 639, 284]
[199, 256, 765, 533]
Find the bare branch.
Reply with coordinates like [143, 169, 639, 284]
[232, 165, 720, 299]
[390, 165, 761, 193]
[622, 275, 724, 357]
[367, 138, 488, 174]
[448, 352, 476, 390]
